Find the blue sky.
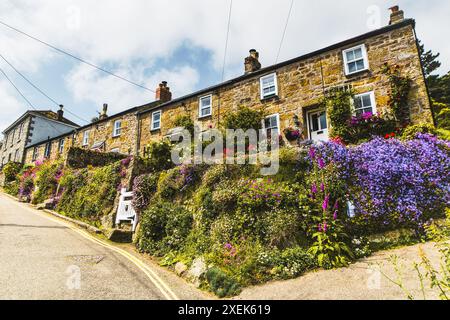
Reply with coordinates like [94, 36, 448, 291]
[0, 0, 449, 132]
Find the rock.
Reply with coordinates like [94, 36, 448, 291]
[44, 199, 55, 209]
[186, 257, 207, 287]
[174, 262, 188, 276]
[36, 203, 46, 210]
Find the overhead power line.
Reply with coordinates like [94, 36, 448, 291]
[0, 65, 65, 135]
[0, 54, 89, 124]
[275, 0, 295, 64]
[221, 0, 233, 82]
[0, 19, 155, 93]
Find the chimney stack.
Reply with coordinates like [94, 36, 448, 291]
[57, 105, 64, 121]
[99, 103, 108, 120]
[156, 81, 172, 102]
[389, 5, 404, 25]
[244, 49, 262, 74]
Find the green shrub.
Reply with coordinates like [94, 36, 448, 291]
[32, 160, 63, 204]
[261, 208, 305, 249]
[67, 147, 126, 169]
[437, 128, 450, 141]
[401, 123, 437, 140]
[142, 140, 174, 172]
[205, 267, 241, 298]
[137, 201, 192, 255]
[4, 181, 19, 196]
[257, 247, 316, 280]
[222, 106, 263, 131]
[2, 162, 22, 182]
[211, 179, 242, 213]
[202, 165, 228, 186]
[131, 173, 159, 213]
[56, 163, 121, 223]
[157, 167, 184, 199]
[173, 114, 195, 136]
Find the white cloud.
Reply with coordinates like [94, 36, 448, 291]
[65, 63, 199, 115]
[0, 79, 25, 131]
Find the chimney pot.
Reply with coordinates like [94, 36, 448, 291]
[156, 81, 172, 102]
[389, 5, 399, 13]
[99, 103, 108, 120]
[244, 49, 262, 74]
[57, 105, 64, 121]
[389, 5, 404, 25]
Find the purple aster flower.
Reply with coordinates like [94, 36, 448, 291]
[322, 194, 330, 211]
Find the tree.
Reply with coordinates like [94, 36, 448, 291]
[419, 41, 450, 129]
[418, 40, 441, 78]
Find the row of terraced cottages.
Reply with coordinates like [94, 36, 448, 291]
[23, 8, 433, 165]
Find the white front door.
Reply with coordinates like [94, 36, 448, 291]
[308, 109, 329, 142]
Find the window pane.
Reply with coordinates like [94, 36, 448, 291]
[311, 114, 319, 131]
[201, 107, 211, 116]
[356, 59, 365, 71]
[346, 50, 355, 61]
[201, 96, 211, 107]
[348, 61, 357, 73]
[363, 107, 373, 114]
[262, 75, 274, 86]
[154, 113, 160, 121]
[362, 94, 372, 107]
[263, 86, 275, 95]
[354, 96, 363, 109]
[354, 48, 363, 59]
[319, 112, 327, 129]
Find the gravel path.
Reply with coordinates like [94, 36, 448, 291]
[234, 242, 445, 300]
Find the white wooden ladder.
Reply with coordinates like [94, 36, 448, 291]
[116, 188, 138, 232]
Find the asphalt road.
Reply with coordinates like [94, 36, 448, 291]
[0, 192, 208, 300]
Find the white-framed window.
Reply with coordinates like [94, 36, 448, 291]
[58, 138, 65, 154]
[113, 120, 122, 137]
[353, 91, 377, 116]
[44, 142, 51, 158]
[343, 44, 369, 75]
[260, 73, 278, 99]
[199, 95, 212, 118]
[32, 147, 38, 161]
[14, 149, 20, 162]
[262, 113, 280, 138]
[151, 110, 162, 130]
[82, 130, 90, 146]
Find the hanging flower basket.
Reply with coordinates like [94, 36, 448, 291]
[283, 127, 301, 141]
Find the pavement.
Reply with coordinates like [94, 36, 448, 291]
[0, 192, 209, 300]
[234, 241, 445, 300]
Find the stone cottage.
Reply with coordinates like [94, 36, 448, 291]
[22, 6, 433, 165]
[0, 106, 79, 167]
[23, 98, 164, 164]
[137, 7, 432, 150]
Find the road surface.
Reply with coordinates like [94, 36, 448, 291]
[0, 192, 208, 300]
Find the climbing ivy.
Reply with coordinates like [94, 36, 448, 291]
[324, 89, 354, 142]
[382, 64, 412, 125]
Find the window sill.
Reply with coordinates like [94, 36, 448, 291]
[198, 114, 212, 120]
[112, 134, 121, 139]
[260, 95, 279, 102]
[344, 68, 370, 78]
[150, 128, 161, 133]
